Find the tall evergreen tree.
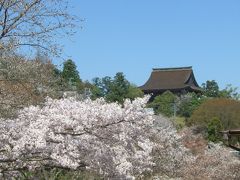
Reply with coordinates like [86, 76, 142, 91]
[106, 72, 130, 104]
[62, 59, 82, 90]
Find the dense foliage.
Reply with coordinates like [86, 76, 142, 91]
[92, 72, 143, 103]
[207, 117, 223, 142]
[189, 98, 240, 129]
[148, 80, 240, 144]
[177, 93, 204, 118]
[148, 91, 176, 117]
[105, 72, 131, 103]
[62, 59, 82, 88]
[202, 80, 220, 98]
[202, 80, 240, 100]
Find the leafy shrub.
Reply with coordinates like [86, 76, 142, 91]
[149, 91, 176, 117]
[126, 84, 144, 100]
[172, 117, 186, 130]
[207, 117, 223, 142]
[189, 98, 240, 130]
[177, 93, 204, 118]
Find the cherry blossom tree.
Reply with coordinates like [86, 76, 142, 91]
[0, 56, 61, 118]
[0, 96, 239, 179]
[0, 96, 155, 179]
[0, 0, 76, 56]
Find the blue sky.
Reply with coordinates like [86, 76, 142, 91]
[59, 0, 240, 89]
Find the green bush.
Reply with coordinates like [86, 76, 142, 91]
[207, 117, 223, 142]
[172, 117, 186, 130]
[149, 91, 176, 117]
[189, 98, 240, 130]
[126, 84, 144, 100]
[177, 93, 204, 118]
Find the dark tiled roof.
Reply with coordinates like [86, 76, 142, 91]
[140, 66, 202, 92]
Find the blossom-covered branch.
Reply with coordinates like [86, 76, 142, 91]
[0, 96, 155, 179]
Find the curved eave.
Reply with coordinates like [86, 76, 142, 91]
[141, 85, 203, 94]
[185, 70, 201, 88]
[139, 71, 155, 90]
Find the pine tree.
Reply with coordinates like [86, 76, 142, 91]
[62, 59, 82, 90]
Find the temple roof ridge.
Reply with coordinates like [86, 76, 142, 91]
[152, 66, 192, 71]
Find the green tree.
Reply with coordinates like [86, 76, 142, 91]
[91, 76, 112, 99]
[177, 93, 204, 118]
[106, 72, 130, 104]
[202, 80, 240, 100]
[126, 84, 144, 100]
[202, 80, 220, 97]
[219, 84, 240, 100]
[62, 59, 82, 91]
[149, 91, 176, 117]
[91, 72, 143, 103]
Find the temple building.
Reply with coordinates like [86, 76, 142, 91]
[139, 66, 202, 98]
